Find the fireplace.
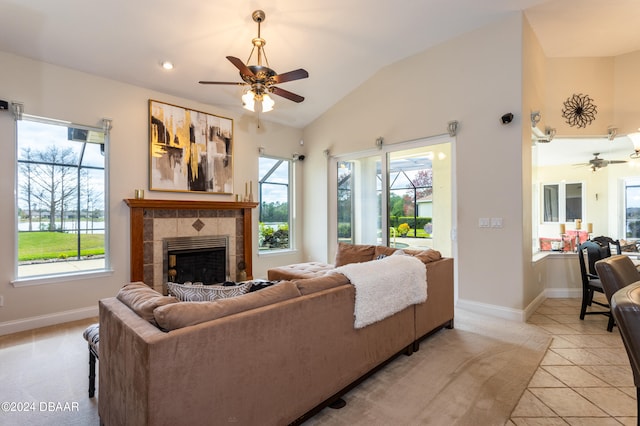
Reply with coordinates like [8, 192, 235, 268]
[125, 199, 258, 293]
[165, 235, 229, 284]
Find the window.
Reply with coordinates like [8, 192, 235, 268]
[258, 156, 292, 251]
[542, 182, 583, 223]
[334, 137, 453, 257]
[15, 115, 109, 280]
[625, 180, 640, 239]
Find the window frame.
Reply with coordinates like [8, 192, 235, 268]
[541, 181, 585, 224]
[624, 178, 640, 241]
[258, 155, 294, 254]
[13, 114, 111, 286]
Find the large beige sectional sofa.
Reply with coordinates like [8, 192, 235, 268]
[98, 243, 454, 425]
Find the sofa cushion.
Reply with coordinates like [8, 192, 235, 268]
[267, 262, 335, 281]
[154, 281, 302, 331]
[293, 272, 350, 295]
[167, 281, 253, 302]
[116, 282, 179, 326]
[334, 243, 376, 267]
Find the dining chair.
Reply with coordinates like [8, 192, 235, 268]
[591, 235, 621, 257]
[578, 240, 614, 331]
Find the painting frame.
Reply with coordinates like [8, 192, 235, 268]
[149, 99, 234, 194]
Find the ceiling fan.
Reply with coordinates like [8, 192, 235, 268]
[575, 153, 627, 172]
[199, 10, 309, 113]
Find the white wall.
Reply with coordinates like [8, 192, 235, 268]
[303, 14, 530, 317]
[615, 51, 640, 135]
[0, 51, 305, 334]
[522, 16, 548, 309]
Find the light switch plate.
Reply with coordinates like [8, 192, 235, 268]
[479, 217, 490, 228]
[491, 217, 503, 228]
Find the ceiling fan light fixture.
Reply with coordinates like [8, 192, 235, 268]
[261, 93, 274, 112]
[198, 10, 308, 113]
[628, 131, 640, 159]
[242, 90, 256, 112]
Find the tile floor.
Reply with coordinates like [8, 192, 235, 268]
[508, 297, 637, 425]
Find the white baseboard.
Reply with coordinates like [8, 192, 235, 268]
[0, 306, 98, 336]
[523, 291, 547, 321]
[457, 288, 581, 323]
[456, 298, 526, 322]
[544, 288, 582, 298]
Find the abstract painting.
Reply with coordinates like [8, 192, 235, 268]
[149, 100, 233, 194]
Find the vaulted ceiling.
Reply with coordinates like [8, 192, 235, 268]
[1, 0, 639, 128]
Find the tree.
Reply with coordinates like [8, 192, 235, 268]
[411, 169, 433, 201]
[18, 147, 36, 231]
[80, 168, 104, 232]
[21, 145, 78, 231]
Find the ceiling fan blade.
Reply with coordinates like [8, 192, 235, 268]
[227, 56, 255, 77]
[271, 86, 305, 103]
[272, 68, 309, 84]
[609, 160, 627, 164]
[199, 81, 247, 85]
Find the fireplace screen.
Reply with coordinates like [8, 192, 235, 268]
[164, 235, 229, 285]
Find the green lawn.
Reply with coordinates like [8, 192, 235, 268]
[18, 232, 104, 261]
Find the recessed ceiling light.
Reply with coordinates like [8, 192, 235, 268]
[161, 61, 174, 70]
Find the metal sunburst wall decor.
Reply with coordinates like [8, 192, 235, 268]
[561, 93, 597, 128]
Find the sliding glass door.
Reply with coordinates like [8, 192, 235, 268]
[336, 137, 453, 257]
[337, 155, 382, 245]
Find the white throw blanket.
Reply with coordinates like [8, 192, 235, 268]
[335, 254, 427, 329]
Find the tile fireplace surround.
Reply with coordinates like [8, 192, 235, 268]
[125, 199, 258, 293]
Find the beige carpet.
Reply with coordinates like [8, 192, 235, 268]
[306, 309, 551, 425]
[0, 309, 549, 426]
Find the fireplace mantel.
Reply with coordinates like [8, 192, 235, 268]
[125, 199, 258, 286]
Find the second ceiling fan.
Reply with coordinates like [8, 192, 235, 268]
[199, 10, 308, 113]
[575, 153, 627, 172]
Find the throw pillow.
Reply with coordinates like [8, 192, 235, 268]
[334, 242, 376, 267]
[116, 282, 179, 326]
[167, 281, 253, 302]
[404, 248, 442, 264]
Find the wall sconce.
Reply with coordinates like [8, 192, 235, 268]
[608, 127, 618, 141]
[375, 137, 384, 149]
[628, 131, 640, 159]
[447, 120, 458, 137]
